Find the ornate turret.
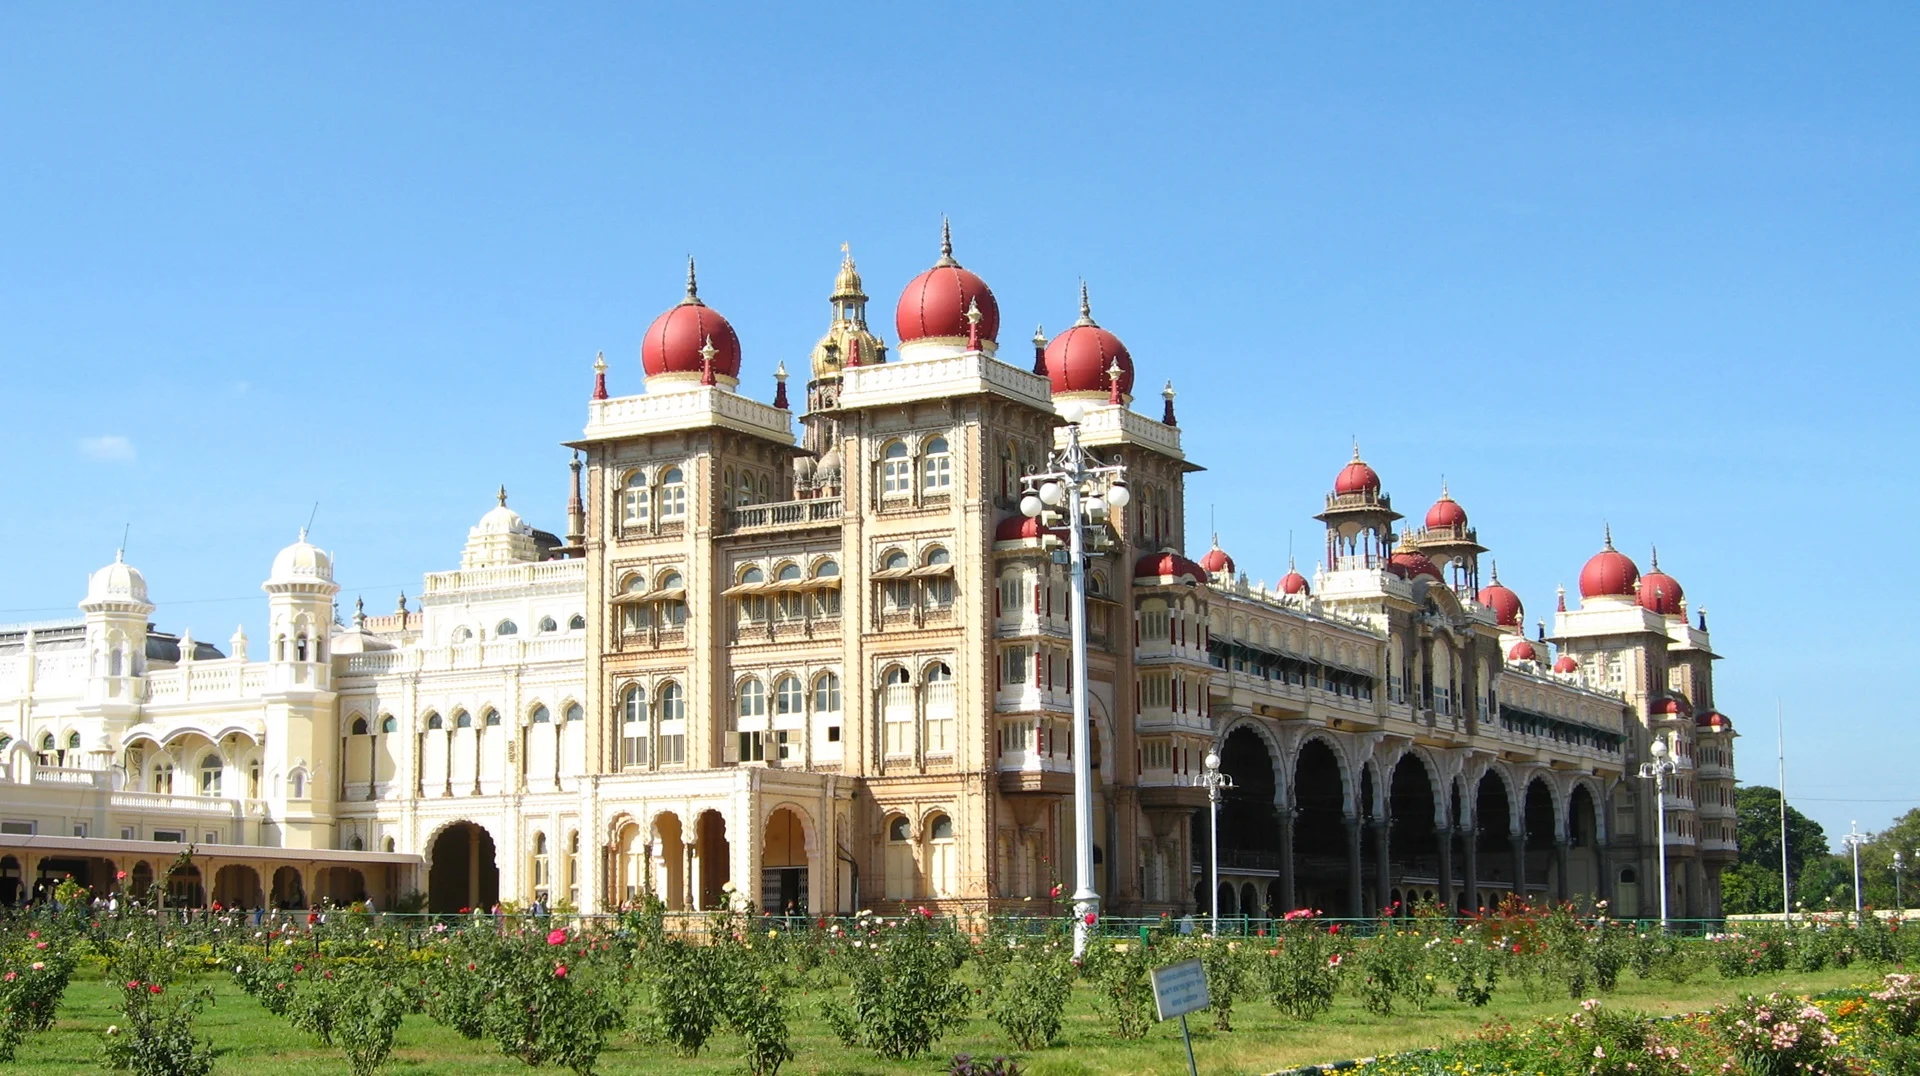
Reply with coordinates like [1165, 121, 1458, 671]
[809, 244, 888, 382]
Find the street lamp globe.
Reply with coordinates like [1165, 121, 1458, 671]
[1084, 493, 1106, 514]
[1649, 737, 1668, 759]
[1205, 751, 1221, 772]
[1039, 480, 1065, 507]
[1106, 482, 1131, 508]
[1019, 493, 1044, 518]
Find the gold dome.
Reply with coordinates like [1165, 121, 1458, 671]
[832, 244, 865, 301]
[811, 244, 886, 380]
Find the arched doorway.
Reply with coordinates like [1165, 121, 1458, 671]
[1293, 738, 1347, 913]
[0, 856, 19, 906]
[762, 807, 809, 916]
[1210, 727, 1280, 870]
[1474, 774, 1513, 908]
[212, 864, 263, 908]
[1388, 755, 1439, 908]
[652, 813, 687, 911]
[320, 866, 368, 905]
[427, 822, 500, 913]
[694, 810, 730, 910]
[130, 861, 155, 900]
[1523, 778, 1555, 900]
[270, 865, 305, 909]
[1567, 785, 1601, 903]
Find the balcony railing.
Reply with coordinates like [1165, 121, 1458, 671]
[726, 497, 842, 533]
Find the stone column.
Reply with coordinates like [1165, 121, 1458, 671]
[1437, 825, 1456, 911]
[1278, 808, 1297, 913]
[1372, 819, 1391, 913]
[1464, 830, 1480, 912]
[1510, 832, 1528, 905]
[1344, 816, 1364, 920]
[1555, 839, 1571, 903]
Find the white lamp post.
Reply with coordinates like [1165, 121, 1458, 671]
[1842, 821, 1866, 926]
[1637, 736, 1677, 933]
[1020, 405, 1128, 959]
[1198, 750, 1234, 934]
[1894, 849, 1906, 913]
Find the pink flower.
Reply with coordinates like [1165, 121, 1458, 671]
[126, 980, 140, 990]
[1084, 912, 1097, 925]
[3, 972, 15, 982]
[547, 928, 568, 945]
[1050, 884, 1062, 898]
[30, 962, 44, 971]
[554, 964, 568, 978]
[148, 984, 163, 995]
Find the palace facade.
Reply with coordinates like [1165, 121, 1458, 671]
[0, 229, 1737, 919]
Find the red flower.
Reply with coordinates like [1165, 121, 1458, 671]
[1329, 924, 1340, 935]
[126, 980, 141, 990]
[547, 928, 568, 945]
[1050, 884, 1062, 898]
[1084, 912, 1097, 925]
[148, 984, 163, 995]
[554, 964, 568, 978]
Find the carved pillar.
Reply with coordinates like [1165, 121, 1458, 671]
[1510, 832, 1528, 905]
[1344, 817, 1364, 919]
[1555, 839, 1571, 903]
[1464, 829, 1480, 912]
[1372, 819, 1391, 913]
[1278, 808, 1297, 913]
[1438, 825, 1456, 911]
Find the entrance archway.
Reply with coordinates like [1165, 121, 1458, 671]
[762, 807, 809, 916]
[1388, 755, 1439, 905]
[1293, 737, 1347, 912]
[427, 822, 499, 913]
[212, 864, 263, 908]
[1474, 773, 1513, 908]
[695, 810, 730, 909]
[270, 865, 305, 908]
[1523, 778, 1555, 898]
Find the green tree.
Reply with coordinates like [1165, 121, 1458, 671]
[1856, 808, 1920, 910]
[1720, 786, 1829, 914]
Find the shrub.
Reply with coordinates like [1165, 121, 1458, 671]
[1078, 937, 1156, 1040]
[986, 941, 1072, 1048]
[100, 978, 215, 1076]
[1261, 912, 1341, 1020]
[1711, 992, 1847, 1076]
[640, 940, 724, 1057]
[1442, 927, 1498, 1007]
[0, 929, 77, 1061]
[949, 1054, 1023, 1076]
[821, 911, 970, 1059]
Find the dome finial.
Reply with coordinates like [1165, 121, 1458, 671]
[1161, 380, 1177, 426]
[1440, 475, 1449, 499]
[1352, 438, 1362, 461]
[965, 297, 983, 350]
[699, 336, 718, 386]
[592, 351, 608, 400]
[497, 485, 508, 507]
[1106, 359, 1124, 405]
[1649, 543, 1660, 571]
[936, 216, 957, 267]
[1603, 522, 1614, 550]
[1488, 558, 1499, 583]
[1076, 280, 1095, 326]
[773, 362, 789, 410]
[683, 255, 703, 305]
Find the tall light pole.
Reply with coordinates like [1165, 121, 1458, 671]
[1893, 850, 1906, 914]
[1198, 750, 1233, 934]
[1842, 822, 1866, 926]
[1637, 736, 1677, 933]
[1020, 402, 1128, 959]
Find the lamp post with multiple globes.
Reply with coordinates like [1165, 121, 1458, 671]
[1637, 735, 1678, 933]
[1019, 400, 1129, 958]
[1198, 750, 1234, 934]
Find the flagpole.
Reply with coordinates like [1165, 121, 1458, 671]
[1778, 700, 1790, 922]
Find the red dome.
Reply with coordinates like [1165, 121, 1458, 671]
[1553, 655, 1579, 674]
[1335, 457, 1381, 495]
[1507, 640, 1539, 662]
[1648, 696, 1692, 717]
[1198, 540, 1234, 575]
[1387, 550, 1442, 581]
[995, 516, 1049, 542]
[1134, 551, 1207, 584]
[1638, 568, 1684, 617]
[1578, 531, 1640, 599]
[1042, 286, 1133, 396]
[1280, 570, 1310, 595]
[1696, 710, 1732, 731]
[641, 266, 742, 381]
[1475, 581, 1523, 627]
[1425, 493, 1467, 530]
[894, 225, 999, 344]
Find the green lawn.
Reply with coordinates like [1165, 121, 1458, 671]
[10, 966, 1875, 1075]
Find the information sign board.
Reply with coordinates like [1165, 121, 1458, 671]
[1151, 958, 1210, 1021]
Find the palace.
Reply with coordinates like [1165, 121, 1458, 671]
[0, 227, 1737, 920]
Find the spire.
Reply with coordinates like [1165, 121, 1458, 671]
[1603, 522, 1614, 550]
[1556, 584, 1567, 612]
[1075, 280, 1095, 327]
[1488, 559, 1499, 583]
[497, 485, 508, 507]
[699, 336, 717, 386]
[566, 452, 585, 552]
[683, 256, 703, 305]
[353, 596, 366, 629]
[1106, 359, 1123, 405]
[832, 242, 865, 302]
[936, 216, 957, 267]
[1161, 380, 1177, 426]
[1352, 438, 1362, 461]
[965, 297, 983, 351]
[396, 591, 408, 616]
[773, 362, 790, 410]
[591, 351, 608, 401]
[1032, 324, 1048, 375]
[1649, 544, 1660, 571]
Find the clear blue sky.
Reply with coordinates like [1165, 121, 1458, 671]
[2, 5, 1914, 842]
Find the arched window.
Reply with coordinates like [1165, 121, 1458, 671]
[813, 672, 842, 712]
[383, 836, 396, 852]
[736, 679, 767, 722]
[496, 620, 519, 636]
[568, 614, 586, 630]
[622, 470, 650, 527]
[483, 708, 501, 727]
[883, 550, 909, 571]
[881, 441, 911, 495]
[567, 831, 581, 907]
[454, 710, 472, 729]
[880, 550, 913, 613]
[426, 712, 444, 730]
[923, 547, 954, 609]
[927, 812, 957, 898]
[199, 753, 223, 796]
[657, 572, 688, 628]
[922, 436, 951, 491]
[289, 767, 307, 799]
[924, 662, 955, 753]
[451, 626, 473, 643]
[39, 732, 54, 751]
[885, 816, 916, 900]
[735, 469, 755, 508]
[813, 559, 839, 579]
[774, 675, 804, 715]
[925, 662, 952, 682]
[657, 682, 686, 765]
[659, 467, 687, 520]
[350, 716, 369, 736]
[564, 703, 584, 723]
[380, 715, 398, 734]
[776, 562, 802, 582]
[66, 731, 81, 750]
[532, 831, 550, 900]
[530, 705, 551, 724]
[621, 685, 647, 768]
[538, 616, 557, 633]
[740, 565, 765, 585]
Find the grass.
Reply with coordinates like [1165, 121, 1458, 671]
[8, 965, 1876, 1075]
